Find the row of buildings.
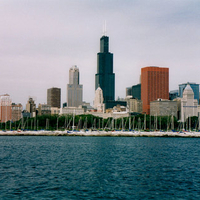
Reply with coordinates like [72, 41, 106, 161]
[125, 66, 200, 122]
[0, 80, 197, 124]
[93, 34, 200, 122]
[0, 33, 199, 123]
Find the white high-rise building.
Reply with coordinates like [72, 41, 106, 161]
[93, 87, 104, 112]
[67, 65, 83, 107]
[181, 84, 198, 122]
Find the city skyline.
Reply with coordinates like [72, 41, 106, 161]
[0, 1, 200, 106]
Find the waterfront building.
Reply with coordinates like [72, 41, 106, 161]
[93, 87, 104, 112]
[61, 107, 84, 115]
[125, 96, 132, 110]
[180, 84, 198, 122]
[113, 105, 127, 112]
[150, 99, 177, 118]
[11, 103, 23, 122]
[0, 94, 12, 123]
[47, 87, 61, 108]
[179, 82, 199, 104]
[38, 104, 51, 116]
[112, 112, 129, 119]
[67, 65, 83, 107]
[141, 66, 169, 115]
[82, 102, 93, 112]
[169, 90, 179, 100]
[129, 98, 143, 113]
[95, 35, 115, 103]
[104, 100, 127, 110]
[51, 107, 60, 115]
[91, 110, 129, 119]
[26, 97, 36, 118]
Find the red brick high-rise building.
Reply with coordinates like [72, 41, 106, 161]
[141, 66, 169, 115]
[0, 94, 12, 123]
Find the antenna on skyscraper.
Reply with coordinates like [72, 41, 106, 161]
[103, 20, 107, 36]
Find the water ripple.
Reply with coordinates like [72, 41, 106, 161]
[0, 137, 200, 199]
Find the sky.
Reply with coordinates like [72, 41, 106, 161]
[0, 0, 200, 107]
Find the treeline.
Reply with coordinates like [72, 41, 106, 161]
[1, 114, 199, 131]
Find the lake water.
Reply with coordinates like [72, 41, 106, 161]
[1, 136, 200, 199]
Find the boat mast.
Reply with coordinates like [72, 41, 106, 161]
[94, 118, 96, 129]
[57, 117, 59, 130]
[99, 118, 100, 130]
[138, 117, 141, 131]
[46, 118, 48, 130]
[144, 114, 146, 130]
[189, 115, 191, 132]
[34, 116, 36, 130]
[72, 109, 75, 131]
[171, 115, 174, 131]
[199, 113, 200, 131]
[27, 117, 29, 130]
[154, 114, 157, 131]
[160, 116, 161, 131]
[149, 115, 151, 131]
[64, 117, 66, 130]
[133, 116, 135, 130]
[112, 118, 114, 130]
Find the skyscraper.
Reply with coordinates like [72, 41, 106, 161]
[181, 84, 198, 122]
[179, 82, 199, 104]
[95, 35, 115, 102]
[47, 87, 61, 108]
[26, 97, 36, 117]
[132, 84, 141, 100]
[141, 66, 169, 115]
[67, 65, 83, 107]
[0, 94, 12, 123]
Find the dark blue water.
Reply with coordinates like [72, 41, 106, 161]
[1, 137, 200, 199]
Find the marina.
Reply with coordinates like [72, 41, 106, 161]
[1, 129, 200, 137]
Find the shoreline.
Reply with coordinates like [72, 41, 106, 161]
[0, 130, 200, 137]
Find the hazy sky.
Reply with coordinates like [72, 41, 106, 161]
[0, 0, 200, 107]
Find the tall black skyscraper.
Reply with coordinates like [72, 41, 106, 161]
[95, 35, 115, 102]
